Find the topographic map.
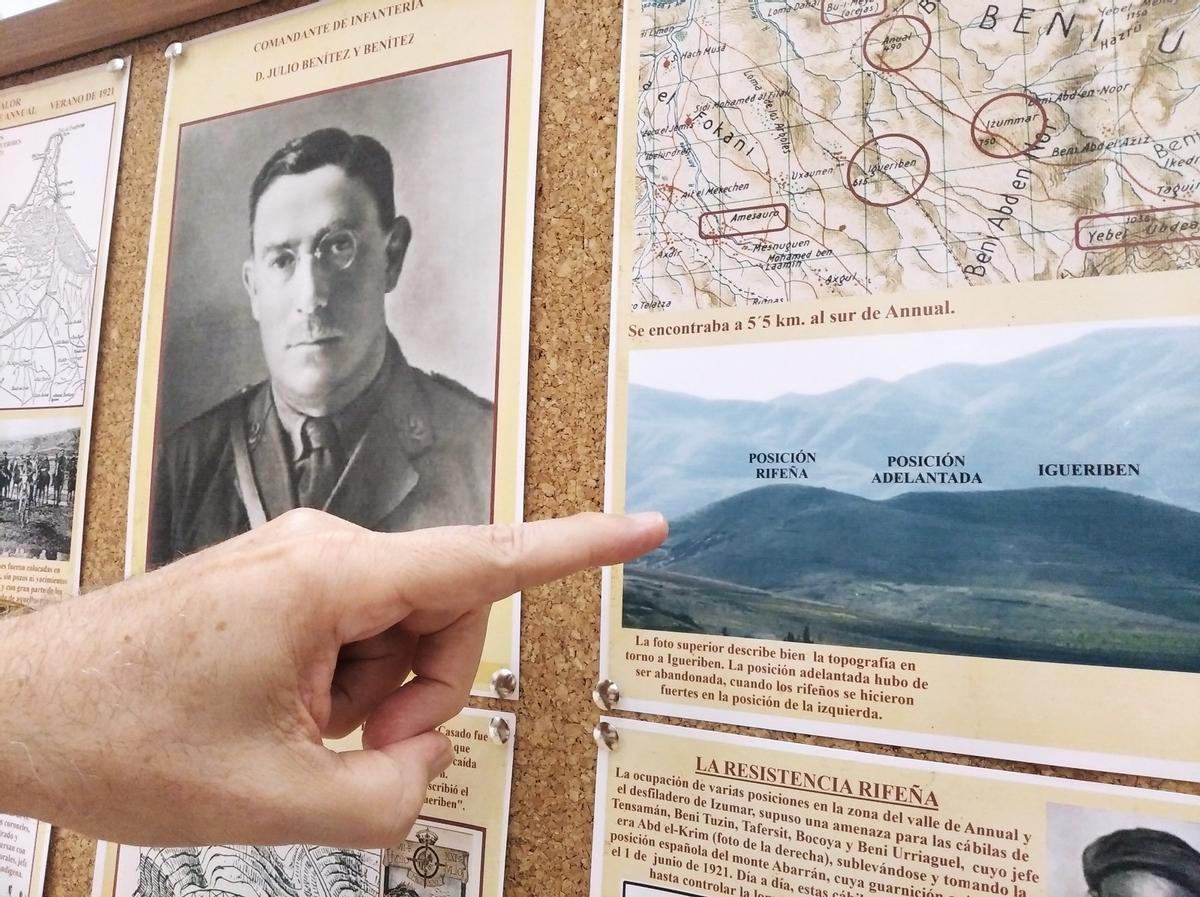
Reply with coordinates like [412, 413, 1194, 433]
[632, 0, 1200, 310]
[128, 846, 380, 897]
[0, 110, 109, 408]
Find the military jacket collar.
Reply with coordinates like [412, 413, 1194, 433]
[240, 337, 438, 528]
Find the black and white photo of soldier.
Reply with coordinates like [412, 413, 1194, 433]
[146, 56, 508, 566]
[0, 418, 79, 563]
[1048, 804, 1200, 897]
[1082, 828, 1200, 897]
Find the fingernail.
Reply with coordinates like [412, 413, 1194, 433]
[626, 511, 666, 528]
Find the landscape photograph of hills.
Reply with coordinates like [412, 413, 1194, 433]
[622, 320, 1200, 673]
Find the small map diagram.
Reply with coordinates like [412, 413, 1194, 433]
[0, 116, 106, 408]
[632, 0, 1200, 310]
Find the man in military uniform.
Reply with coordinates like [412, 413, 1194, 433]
[1082, 828, 1200, 897]
[149, 128, 494, 567]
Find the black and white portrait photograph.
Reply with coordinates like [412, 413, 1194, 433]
[0, 416, 79, 564]
[1047, 803, 1200, 897]
[147, 54, 509, 567]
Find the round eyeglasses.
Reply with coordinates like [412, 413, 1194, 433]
[261, 229, 359, 284]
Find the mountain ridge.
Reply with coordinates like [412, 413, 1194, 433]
[625, 482, 1200, 671]
[636, 483, 1200, 621]
[626, 326, 1200, 517]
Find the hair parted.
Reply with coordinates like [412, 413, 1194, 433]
[249, 127, 396, 238]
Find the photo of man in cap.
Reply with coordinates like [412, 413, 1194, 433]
[148, 126, 494, 566]
[1082, 828, 1200, 897]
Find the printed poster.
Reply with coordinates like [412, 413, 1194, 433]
[602, 0, 1200, 778]
[0, 815, 50, 897]
[125, 0, 543, 695]
[591, 719, 1200, 897]
[0, 60, 130, 610]
[94, 708, 516, 897]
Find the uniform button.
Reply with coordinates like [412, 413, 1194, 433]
[406, 415, 430, 447]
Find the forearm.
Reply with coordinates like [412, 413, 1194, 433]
[0, 606, 67, 820]
[0, 579, 197, 837]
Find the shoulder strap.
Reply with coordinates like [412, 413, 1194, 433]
[231, 401, 268, 529]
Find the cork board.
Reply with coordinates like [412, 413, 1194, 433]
[1, 3, 1197, 897]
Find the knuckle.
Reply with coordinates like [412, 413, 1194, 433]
[272, 507, 329, 535]
[262, 515, 365, 599]
[482, 522, 524, 572]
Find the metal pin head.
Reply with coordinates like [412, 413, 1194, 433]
[592, 678, 621, 711]
[593, 721, 619, 752]
[487, 717, 512, 745]
[107, 58, 126, 73]
[164, 42, 184, 60]
[490, 668, 517, 699]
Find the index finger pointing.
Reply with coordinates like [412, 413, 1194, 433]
[339, 511, 668, 642]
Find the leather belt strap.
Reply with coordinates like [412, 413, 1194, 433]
[231, 404, 268, 529]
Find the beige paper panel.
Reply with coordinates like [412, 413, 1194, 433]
[121, 0, 541, 696]
[0, 815, 50, 897]
[93, 708, 515, 897]
[593, 719, 1200, 897]
[603, 272, 1200, 779]
[0, 60, 129, 609]
[601, 0, 1200, 781]
[0, 5, 1197, 897]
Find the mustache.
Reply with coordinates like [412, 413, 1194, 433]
[286, 313, 346, 347]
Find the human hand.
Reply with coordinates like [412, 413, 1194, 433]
[0, 509, 666, 847]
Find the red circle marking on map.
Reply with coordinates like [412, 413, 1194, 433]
[970, 92, 1048, 159]
[846, 134, 931, 207]
[863, 16, 933, 73]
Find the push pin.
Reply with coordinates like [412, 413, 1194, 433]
[592, 679, 621, 711]
[490, 668, 517, 699]
[593, 721, 619, 752]
[487, 716, 512, 745]
[164, 42, 184, 60]
[107, 58, 126, 73]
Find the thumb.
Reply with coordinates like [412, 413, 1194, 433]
[311, 731, 454, 848]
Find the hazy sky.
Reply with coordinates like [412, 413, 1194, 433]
[0, 415, 79, 441]
[628, 316, 1195, 401]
